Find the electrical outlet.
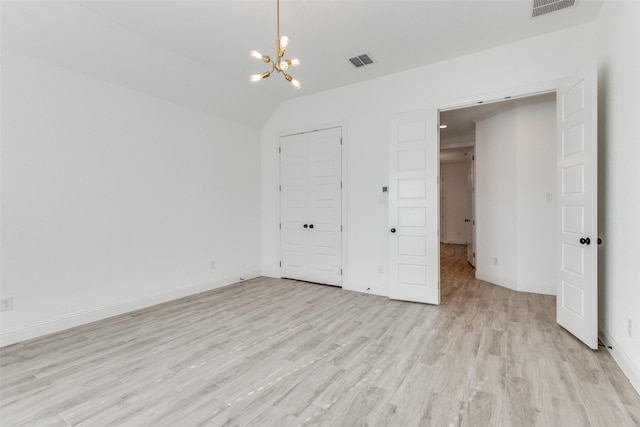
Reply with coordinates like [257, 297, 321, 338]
[1, 297, 14, 311]
[629, 318, 633, 337]
[210, 260, 216, 269]
[493, 257, 498, 266]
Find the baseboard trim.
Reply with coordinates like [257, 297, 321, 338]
[0, 271, 260, 347]
[476, 270, 517, 291]
[517, 282, 556, 296]
[599, 328, 640, 395]
[260, 269, 280, 278]
[442, 239, 468, 245]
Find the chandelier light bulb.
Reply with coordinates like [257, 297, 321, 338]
[279, 36, 289, 49]
[250, 71, 271, 82]
[279, 61, 289, 71]
[291, 79, 301, 90]
[250, 50, 270, 63]
[290, 58, 300, 67]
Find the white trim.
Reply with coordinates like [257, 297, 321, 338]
[518, 281, 556, 296]
[475, 270, 517, 291]
[442, 239, 468, 245]
[277, 120, 348, 287]
[0, 272, 259, 347]
[599, 328, 640, 395]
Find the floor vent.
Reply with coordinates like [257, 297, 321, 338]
[348, 53, 374, 68]
[532, 0, 576, 17]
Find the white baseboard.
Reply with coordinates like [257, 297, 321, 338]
[260, 269, 281, 278]
[442, 239, 468, 245]
[598, 328, 640, 395]
[0, 271, 260, 347]
[476, 270, 517, 291]
[517, 281, 556, 296]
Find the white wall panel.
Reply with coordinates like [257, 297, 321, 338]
[0, 51, 261, 345]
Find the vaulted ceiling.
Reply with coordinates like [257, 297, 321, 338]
[1, 1, 603, 128]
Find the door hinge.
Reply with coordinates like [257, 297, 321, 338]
[340, 181, 343, 189]
[280, 261, 282, 267]
[279, 147, 282, 154]
[279, 185, 282, 191]
[340, 138, 343, 145]
[340, 268, 343, 276]
[472, 155, 475, 160]
[279, 223, 282, 229]
[340, 225, 343, 232]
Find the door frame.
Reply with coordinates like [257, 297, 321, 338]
[432, 76, 597, 342]
[277, 120, 348, 286]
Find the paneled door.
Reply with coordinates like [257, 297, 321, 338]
[280, 127, 342, 286]
[556, 66, 598, 349]
[389, 110, 440, 304]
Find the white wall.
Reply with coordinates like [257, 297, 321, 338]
[441, 162, 471, 245]
[596, 0, 640, 392]
[261, 24, 596, 296]
[475, 109, 518, 289]
[475, 102, 556, 294]
[516, 101, 556, 294]
[0, 50, 261, 345]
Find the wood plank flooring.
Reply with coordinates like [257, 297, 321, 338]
[1, 244, 639, 426]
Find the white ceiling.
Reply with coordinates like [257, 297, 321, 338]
[1, 1, 604, 128]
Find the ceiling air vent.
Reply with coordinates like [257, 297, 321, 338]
[348, 53, 374, 68]
[532, 0, 576, 17]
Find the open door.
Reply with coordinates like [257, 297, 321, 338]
[556, 66, 598, 349]
[388, 110, 440, 304]
[467, 148, 476, 267]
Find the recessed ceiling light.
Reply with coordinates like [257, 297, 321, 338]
[439, 124, 448, 129]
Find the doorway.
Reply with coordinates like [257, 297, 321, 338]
[438, 92, 557, 299]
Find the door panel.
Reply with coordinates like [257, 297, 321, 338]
[389, 110, 440, 304]
[556, 66, 598, 350]
[280, 127, 342, 286]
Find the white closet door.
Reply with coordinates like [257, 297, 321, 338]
[280, 133, 308, 280]
[556, 66, 598, 350]
[389, 110, 440, 304]
[280, 127, 342, 286]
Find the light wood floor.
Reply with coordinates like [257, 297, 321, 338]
[1, 244, 639, 426]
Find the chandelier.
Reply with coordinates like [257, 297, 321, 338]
[250, 0, 301, 89]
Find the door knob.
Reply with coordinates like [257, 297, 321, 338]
[580, 237, 591, 245]
[390, 228, 396, 233]
[464, 219, 471, 222]
[309, 224, 314, 229]
[303, 224, 308, 228]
